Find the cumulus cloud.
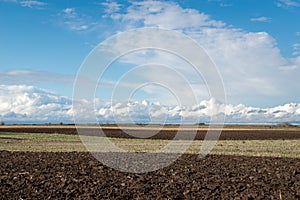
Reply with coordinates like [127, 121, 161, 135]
[0, 85, 299, 124]
[96, 99, 300, 124]
[101, 0, 300, 106]
[0, 85, 73, 123]
[105, 0, 225, 30]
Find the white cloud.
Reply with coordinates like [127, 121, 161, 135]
[102, 1, 122, 14]
[276, 0, 300, 8]
[278, 65, 298, 71]
[19, 0, 47, 8]
[101, 0, 300, 106]
[60, 7, 94, 31]
[219, 3, 232, 7]
[292, 43, 300, 55]
[0, 85, 73, 123]
[0, 85, 299, 124]
[250, 17, 271, 22]
[0, 0, 47, 8]
[293, 43, 300, 48]
[109, 0, 225, 30]
[68, 24, 89, 31]
[63, 8, 76, 18]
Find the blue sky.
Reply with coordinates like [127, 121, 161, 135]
[0, 0, 300, 123]
[193, 0, 300, 57]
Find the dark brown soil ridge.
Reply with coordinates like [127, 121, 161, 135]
[0, 151, 299, 199]
[1, 127, 300, 140]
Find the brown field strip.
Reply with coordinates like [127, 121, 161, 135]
[1, 125, 300, 140]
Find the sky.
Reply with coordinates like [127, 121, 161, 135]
[0, 0, 300, 124]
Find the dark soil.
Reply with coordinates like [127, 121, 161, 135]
[0, 127, 300, 140]
[0, 151, 299, 199]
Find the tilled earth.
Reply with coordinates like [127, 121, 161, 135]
[1, 151, 299, 199]
[0, 127, 300, 140]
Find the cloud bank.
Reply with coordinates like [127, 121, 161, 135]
[0, 85, 73, 123]
[0, 85, 299, 124]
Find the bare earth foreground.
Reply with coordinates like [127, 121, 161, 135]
[0, 125, 299, 199]
[0, 152, 299, 199]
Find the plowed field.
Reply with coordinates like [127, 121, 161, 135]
[1, 151, 299, 199]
